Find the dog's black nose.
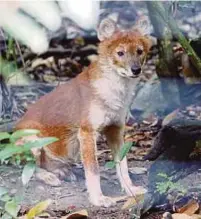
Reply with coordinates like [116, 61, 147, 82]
[131, 66, 141, 76]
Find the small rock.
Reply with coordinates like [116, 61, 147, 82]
[10, 189, 17, 195]
[129, 167, 147, 175]
[43, 74, 56, 83]
[36, 185, 45, 191]
[181, 24, 191, 32]
[188, 111, 196, 117]
[11, 178, 17, 183]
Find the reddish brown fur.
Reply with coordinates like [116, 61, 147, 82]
[15, 21, 151, 206]
[103, 125, 123, 155]
[16, 31, 151, 172]
[98, 31, 151, 57]
[16, 31, 150, 164]
[99, 31, 150, 53]
[98, 30, 151, 70]
[78, 127, 98, 172]
[16, 69, 95, 162]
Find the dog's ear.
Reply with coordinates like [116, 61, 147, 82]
[132, 16, 151, 36]
[97, 18, 117, 41]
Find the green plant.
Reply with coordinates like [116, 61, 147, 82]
[156, 173, 186, 195]
[0, 129, 58, 185]
[105, 142, 134, 169]
[0, 187, 21, 219]
[0, 56, 17, 79]
[0, 35, 18, 78]
[0, 186, 52, 219]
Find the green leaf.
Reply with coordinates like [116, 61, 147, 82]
[22, 137, 58, 151]
[22, 163, 36, 185]
[5, 199, 20, 217]
[0, 145, 23, 161]
[10, 129, 40, 143]
[0, 187, 8, 198]
[0, 56, 18, 79]
[1, 212, 12, 219]
[0, 137, 57, 162]
[26, 156, 35, 162]
[196, 140, 201, 148]
[119, 142, 133, 161]
[14, 194, 24, 203]
[6, 37, 14, 60]
[1, 159, 10, 165]
[1, 194, 12, 202]
[105, 161, 116, 169]
[0, 132, 10, 141]
[0, 143, 6, 151]
[157, 173, 168, 178]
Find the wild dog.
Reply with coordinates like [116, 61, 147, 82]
[15, 17, 152, 207]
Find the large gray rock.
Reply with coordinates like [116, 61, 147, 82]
[131, 76, 181, 118]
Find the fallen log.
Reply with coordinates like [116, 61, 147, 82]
[133, 118, 201, 217]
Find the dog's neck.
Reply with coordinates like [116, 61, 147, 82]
[91, 60, 136, 111]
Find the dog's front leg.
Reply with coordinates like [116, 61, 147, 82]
[78, 126, 115, 207]
[104, 125, 147, 196]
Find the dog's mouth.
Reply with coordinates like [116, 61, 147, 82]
[118, 69, 142, 78]
[120, 73, 141, 78]
[130, 74, 140, 78]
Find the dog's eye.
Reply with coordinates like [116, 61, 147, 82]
[117, 51, 124, 57]
[137, 48, 143, 55]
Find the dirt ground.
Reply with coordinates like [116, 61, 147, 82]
[0, 158, 152, 219]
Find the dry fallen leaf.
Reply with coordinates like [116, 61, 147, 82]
[122, 194, 144, 209]
[61, 209, 88, 219]
[162, 212, 201, 219]
[26, 199, 52, 219]
[111, 195, 127, 203]
[162, 109, 179, 126]
[176, 199, 199, 216]
[124, 137, 134, 142]
[125, 125, 134, 131]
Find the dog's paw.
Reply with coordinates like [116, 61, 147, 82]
[90, 195, 116, 207]
[35, 169, 61, 187]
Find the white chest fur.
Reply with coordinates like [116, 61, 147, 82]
[89, 72, 136, 130]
